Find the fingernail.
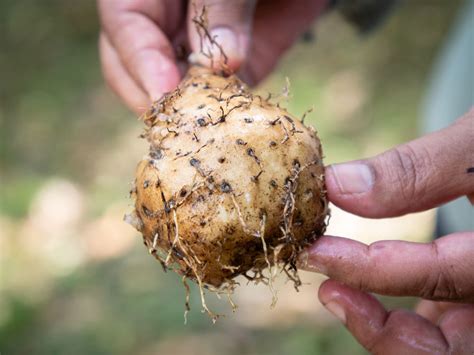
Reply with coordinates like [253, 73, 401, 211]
[324, 301, 346, 324]
[330, 163, 374, 194]
[209, 27, 241, 59]
[297, 250, 328, 275]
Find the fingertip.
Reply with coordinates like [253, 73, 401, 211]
[318, 280, 391, 350]
[136, 51, 181, 101]
[324, 163, 379, 217]
[318, 279, 343, 304]
[318, 280, 387, 323]
[99, 32, 150, 114]
[298, 235, 368, 279]
[318, 280, 348, 324]
[189, 26, 247, 72]
[187, 0, 256, 73]
[212, 27, 247, 68]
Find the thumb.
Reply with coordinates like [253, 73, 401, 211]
[325, 109, 474, 218]
[187, 0, 257, 71]
[317, 280, 472, 354]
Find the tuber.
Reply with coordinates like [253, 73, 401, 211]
[125, 65, 329, 320]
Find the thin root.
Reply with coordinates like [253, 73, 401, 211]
[257, 214, 278, 308]
[182, 276, 191, 324]
[230, 193, 253, 235]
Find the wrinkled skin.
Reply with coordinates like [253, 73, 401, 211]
[301, 110, 474, 353]
[129, 66, 328, 287]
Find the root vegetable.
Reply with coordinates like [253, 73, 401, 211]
[126, 65, 329, 319]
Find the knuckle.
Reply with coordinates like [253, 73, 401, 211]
[420, 242, 460, 301]
[421, 272, 461, 301]
[384, 143, 432, 207]
[366, 310, 403, 355]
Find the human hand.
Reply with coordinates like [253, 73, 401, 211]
[300, 109, 474, 353]
[98, 0, 328, 113]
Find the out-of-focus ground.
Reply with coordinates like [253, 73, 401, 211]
[0, 1, 463, 354]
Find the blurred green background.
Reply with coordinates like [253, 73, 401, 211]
[0, 1, 463, 354]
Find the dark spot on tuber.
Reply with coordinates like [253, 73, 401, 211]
[269, 117, 281, 125]
[247, 148, 255, 157]
[150, 148, 163, 160]
[467, 167, 474, 174]
[143, 180, 150, 189]
[220, 181, 232, 193]
[294, 212, 304, 226]
[162, 197, 176, 214]
[218, 157, 225, 163]
[247, 148, 261, 164]
[236, 139, 246, 145]
[172, 247, 184, 260]
[190, 158, 201, 167]
[142, 204, 154, 218]
[251, 171, 263, 182]
[244, 117, 254, 123]
[197, 118, 207, 126]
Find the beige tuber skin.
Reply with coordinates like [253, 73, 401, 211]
[126, 65, 328, 319]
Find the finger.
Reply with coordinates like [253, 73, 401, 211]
[187, 0, 257, 71]
[438, 305, 474, 354]
[318, 280, 469, 354]
[300, 233, 474, 302]
[325, 110, 474, 218]
[415, 300, 464, 323]
[99, 33, 149, 114]
[98, 0, 181, 100]
[240, 0, 328, 85]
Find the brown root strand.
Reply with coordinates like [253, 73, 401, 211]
[191, 4, 230, 74]
[182, 276, 191, 324]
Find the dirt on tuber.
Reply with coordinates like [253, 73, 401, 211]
[125, 65, 329, 320]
